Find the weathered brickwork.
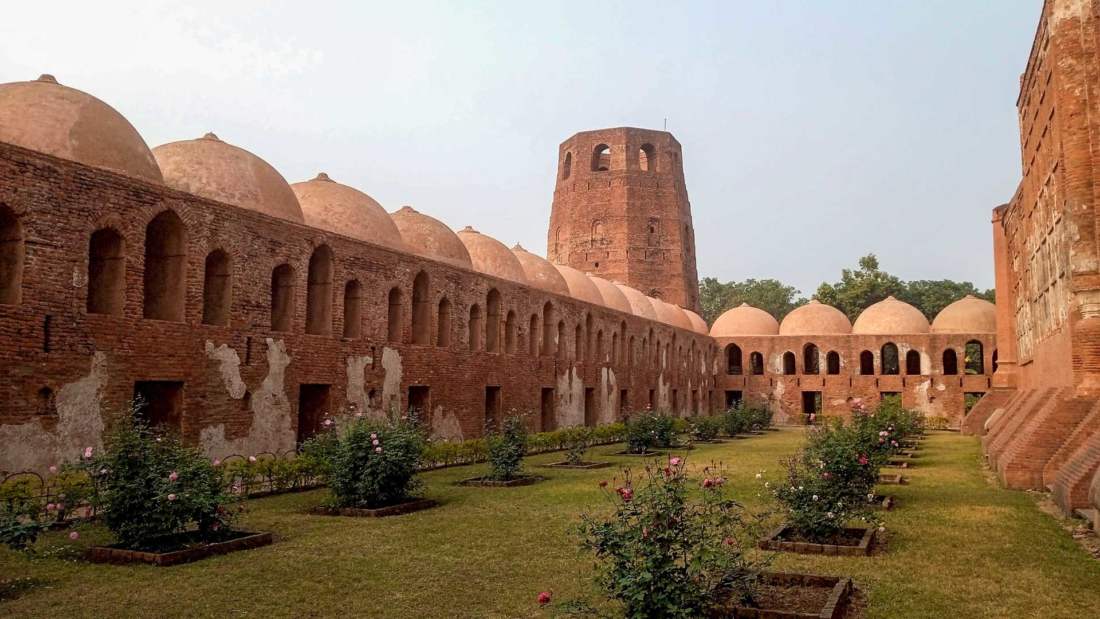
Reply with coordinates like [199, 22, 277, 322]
[713, 334, 995, 427]
[0, 140, 717, 474]
[547, 128, 700, 312]
[983, 0, 1100, 518]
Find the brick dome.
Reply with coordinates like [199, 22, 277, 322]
[456, 227, 527, 284]
[853, 296, 930, 335]
[682, 308, 709, 335]
[711, 303, 779, 337]
[931, 295, 996, 333]
[779, 300, 852, 335]
[292, 173, 404, 250]
[555, 264, 603, 305]
[0, 75, 163, 184]
[615, 284, 659, 321]
[511, 245, 569, 295]
[653, 298, 694, 331]
[389, 206, 472, 269]
[154, 133, 304, 223]
[588, 275, 633, 314]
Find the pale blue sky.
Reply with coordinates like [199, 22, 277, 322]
[2, 1, 1039, 294]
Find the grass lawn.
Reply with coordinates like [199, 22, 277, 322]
[2, 429, 1099, 618]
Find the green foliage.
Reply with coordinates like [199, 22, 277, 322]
[486, 415, 528, 481]
[0, 476, 45, 551]
[304, 415, 425, 508]
[687, 416, 722, 442]
[420, 423, 628, 469]
[577, 460, 768, 618]
[698, 277, 806, 325]
[624, 411, 676, 454]
[720, 403, 772, 436]
[814, 254, 906, 321]
[561, 426, 595, 465]
[768, 419, 882, 541]
[81, 414, 238, 549]
[898, 280, 994, 319]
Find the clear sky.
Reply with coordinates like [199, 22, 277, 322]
[2, 1, 1040, 295]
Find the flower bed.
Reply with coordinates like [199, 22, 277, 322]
[759, 524, 876, 556]
[310, 498, 437, 518]
[869, 494, 895, 511]
[728, 572, 853, 619]
[86, 530, 272, 567]
[457, 475, 543, 487]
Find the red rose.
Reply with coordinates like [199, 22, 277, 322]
[538, 591, 552, 606]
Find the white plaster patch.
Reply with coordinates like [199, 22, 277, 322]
[430, 405, 464, 442]
[0, 352, 108, 474]
[381, 347, 403, 414]
[199, 338, 294, 458]
[345, 355, 372, 417]
[555, 366, 584, 427]
[204, 341, 247, 399]
[599, 367, 618, 423]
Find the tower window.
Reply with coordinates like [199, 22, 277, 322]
[562, 152, 572, 179]
[639, 143, 655, 172]
[592, 144, 611, 171]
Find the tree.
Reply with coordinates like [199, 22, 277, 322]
[698, 277, 806, 324]
[814, 254, 905, 321]
[897, 280, 994, 319]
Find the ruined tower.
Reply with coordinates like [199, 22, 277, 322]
[547, 127, 700, 312]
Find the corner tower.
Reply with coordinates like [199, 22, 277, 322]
[547, 127, 700, 312]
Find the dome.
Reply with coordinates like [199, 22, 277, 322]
[511, 245, 569, 295]
[852, 296, 930, 335]
[554, 264, 604, 305]
[652, 299, 694, 331]
[682, 308, 709, 335]
[292, 173, 404, 250]
[456, 227, 527, 284]
[0, 75, 162, 183]
[154, 133, 304, 223]
[711, 303, 779, 337]
[931, 295, 996, 334]
[588, 275, 633, 314]
[779, 300, 852, 335]
[615, 284, 659, 321]
[389, 206, 472, 269]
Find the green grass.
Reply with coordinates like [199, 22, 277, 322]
[2, 430, 1099, 618]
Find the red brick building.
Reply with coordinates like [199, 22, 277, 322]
[970, 0, 1100, 526]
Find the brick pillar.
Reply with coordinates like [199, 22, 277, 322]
[991, 204, 1018, 389]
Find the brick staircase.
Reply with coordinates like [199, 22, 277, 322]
[961, 388, 1015, 436]
[1048, 398, 1100, 513]
[982, 388, 1054, 466]
[994, 390, 1091, 489]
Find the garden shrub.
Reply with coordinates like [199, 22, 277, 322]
[765, 419, 881, 542]
[486, 414, 528, 481]
[561, 426, 594, 465]
[0, 476, 45, 551]
[688, 416, 721, 442]
[305, 414, 425, 508]
[624, 411, 676, 454]
[79, 415, 239, 549]
[577, 458, 768, 618]
[720, 406, 749, 437]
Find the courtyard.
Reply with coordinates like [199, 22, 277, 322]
[2, 429, 1098, 618]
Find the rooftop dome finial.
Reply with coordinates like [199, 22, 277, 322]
[201, 132, 220, 141]
[36, 74, 57, 84]
[313, 172, 333, 182]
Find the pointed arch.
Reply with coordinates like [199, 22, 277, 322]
[750, 351, 764, 375]
[143, 210, 187, 321]
[87, 228, 126, 315]
[965, 340, 985, 374]
[305, 245, 334, 335]
[905, 349, 921, 375]
[386, 286, 403, 342]
[486, 289, 502, 353]
[202, 249, 231, 326]
[271, 264, 295, 332]
[411, 271, 431, 345]
[505, 310, 517, 353]
[436, 297, 452, 347]
[0, 206, 24, 305]
[343, 280, 362, 339]
[859, 350, 874, 375]
[726, 344, 743, 375]
[782, 351, 796, 375]
[881, 343, 900, 375]
[943, 348, 958, 375]
[468, 304, 483, 351]
[803, 343, 820, 375]
[826, 351, 841, 375]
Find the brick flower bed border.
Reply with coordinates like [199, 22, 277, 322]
[758, 525, 876, 556]
[878, 473, 908, 485]
[870, 494, 895, 511]
[612, 450, 668, 457]
[86, 531, 273, 567]
[540, 461, 613, 469]
[886, 458, 911, 469]
[457, 475, 545, 487]
[732, 572, 853, 619]
[310, 498, 438, 518]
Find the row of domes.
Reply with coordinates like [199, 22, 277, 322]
[0, 75, 709, 335]
[711, 294, 996, 337]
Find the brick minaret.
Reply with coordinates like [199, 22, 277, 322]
[547, 128, 700, 312]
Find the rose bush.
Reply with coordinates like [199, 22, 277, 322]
[576, 457, 768, 618]
[624, 411, 676, 454]
[486, 414, 528, 480]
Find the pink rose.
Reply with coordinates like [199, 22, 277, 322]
[374, 447, 382, 453]
[372, 439, 380, 446]
[858, 455, 869, 466]
[212, 459, 221, 467]
[168, 471, 179, 482]
[56, 502, 65, 511]
[620, 488, 633, 502]
[248, 456, 257, 463]
[669, 456, 682, 466]
[68, 531, 79, 541]
[538, 591, 552, 606]
[370, 433, 378, 440]
[323, 419, 333, 427]
[703, 478, 714, 488]
[167, 494, 177, 501]
[83, 447, 93, 459]
[48, 465, 58, 474]
[46, 503, 56, 512]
